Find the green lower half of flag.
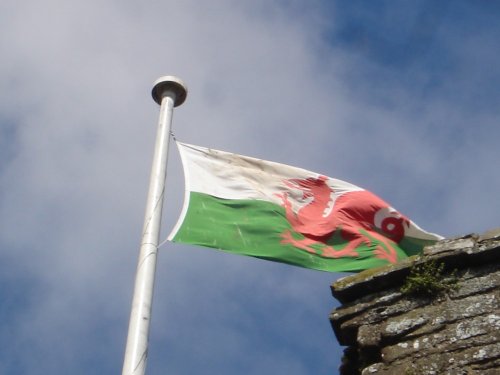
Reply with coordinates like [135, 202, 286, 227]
[171, 192, 435, 273]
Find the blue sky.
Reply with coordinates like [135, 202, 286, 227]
[0, 1, 499, 374]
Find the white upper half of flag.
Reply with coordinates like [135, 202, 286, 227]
[176, 142, 363, 204]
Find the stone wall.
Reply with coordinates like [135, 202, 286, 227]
[329, 229, 500, 375]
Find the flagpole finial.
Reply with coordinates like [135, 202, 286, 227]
[152, 76, 188, 107]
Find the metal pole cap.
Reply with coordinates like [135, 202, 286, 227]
[151, 76, 188, 107]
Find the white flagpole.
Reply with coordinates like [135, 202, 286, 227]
[122, 76, 187, 375]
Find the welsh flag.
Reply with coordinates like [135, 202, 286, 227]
[168, 142, 442, 273]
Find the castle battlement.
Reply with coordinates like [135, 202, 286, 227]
[330, 229, 500, 375]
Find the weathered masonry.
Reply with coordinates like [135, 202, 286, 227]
[330, 229, 500, 375]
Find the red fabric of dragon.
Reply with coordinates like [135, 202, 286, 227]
[276, 176, 410, 263]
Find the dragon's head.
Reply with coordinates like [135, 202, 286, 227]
[283, 175, 329, 199]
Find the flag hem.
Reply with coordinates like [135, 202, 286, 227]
[167, 141, 193, 241]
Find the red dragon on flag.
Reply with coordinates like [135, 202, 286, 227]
[276, 176, 409, 263]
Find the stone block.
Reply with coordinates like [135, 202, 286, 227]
[332, 230, 500, 375]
